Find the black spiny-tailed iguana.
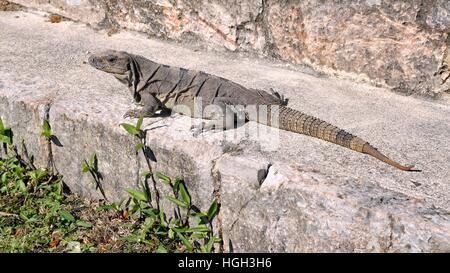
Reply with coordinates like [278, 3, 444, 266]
[88, 50, 418, 171]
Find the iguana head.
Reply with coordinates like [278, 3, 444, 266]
[88, 50, 131, 75]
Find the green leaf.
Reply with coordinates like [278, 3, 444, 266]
[140, 171, 150, 178]
[168, 228, 174, 239]
[54, 181, 62, 196]
[185, 225, 209, 233]
[141, 208, 158, 217]
[207, 200, 219, 221]
[166, 196, 188, 208]
[13, 166, 24, 176]
[29, 169, 46, 181]
[0, 129, 12, 145]
[82, 163, 90, 173]
[120, 123, 140, 136]
[89, 153, 97, 168]
[159, 205, 165, 226]
[136, 114, 144, 131]
[0, 118, 4, 133]
[135, 143, 144, 151]
[173, 178, 182, 191]
[206, 236, 216, 253]
[156, 172, 171, 184]
[155, 229, 168, 236]
[176, 232, 193, 252]
[0, 135, 10, 144]
[42, 119, 52, 139]
[178, 182, 191, 205]
[76, 220, 93, 228]
[1, 173, 7, 183]
[125, 188, 148, 202]
[156, 245, 168, 253]
[17, 180, 27, 193]
[143, 217, 155, 231]
[172, 227, 188, 233]
[191, 212, 207, 218]
[190, 233, 208, 240]
[60, 210, 75, 222]
[130, 204, 140, 215]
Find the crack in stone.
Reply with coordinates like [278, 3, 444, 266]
[228, 194, 258, 233]
[43, 103, 57, 172]
[258, 163, 271, 186]
[386, 214, 395, 252]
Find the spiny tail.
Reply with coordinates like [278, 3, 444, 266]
[251, 105, 418, 171]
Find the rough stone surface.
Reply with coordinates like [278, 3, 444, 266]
[0, 0, 22, 11]
[220, 157, 450, 252]
[1, 11, 450, 252]
[10, 0, 450, 97]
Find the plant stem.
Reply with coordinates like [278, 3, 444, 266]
[2, 143, 7, 156]
[20, 139, 36, 170]
[168, 181, 182, 223]
[139, 137, 160, 211]
[84, 159, 108, 201]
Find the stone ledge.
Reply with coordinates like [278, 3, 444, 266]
[9, 0, 450, 97]
[0, 11, 449, 252]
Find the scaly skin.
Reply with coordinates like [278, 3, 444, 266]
[88, 50, 418, 171]
[265, 106, 416, 171]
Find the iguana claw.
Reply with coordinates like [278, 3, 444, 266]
[123, 109, 140, 119]
[190, 122, 206, 137]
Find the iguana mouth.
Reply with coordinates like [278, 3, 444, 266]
[88, 56, 105, 69]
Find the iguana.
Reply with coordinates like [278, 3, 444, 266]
[88, 50, 418, 171]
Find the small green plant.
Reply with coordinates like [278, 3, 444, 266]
[0, 153, 94, 252]
[82, 153, 107, 201]
[0, 117, 223, 253]
[120, 115, 160, 208]
[41, 119, 52, 140]
[0, 117, 13, 156]
[41, 119, 56, 172]
[119, 116, 222, 252]
[121, 172, 221, 253]
[0, 118, 36, 171]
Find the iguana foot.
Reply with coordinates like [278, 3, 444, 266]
[190, 121, 220, 137]
[190, 122, 206, 137]
[123, 109, 154, 119]
[270, 88, 289, 106]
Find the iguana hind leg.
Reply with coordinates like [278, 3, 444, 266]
[191, 102, 234, 136]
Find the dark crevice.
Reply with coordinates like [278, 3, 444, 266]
[228, 194, 258, 233]
[258, 163, 271, 186]
[43, 103, 57, 173]
[386, 214, 395, 251]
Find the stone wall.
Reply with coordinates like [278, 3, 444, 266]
[2, 9, 450, 252]
[11, 0, 450, 97]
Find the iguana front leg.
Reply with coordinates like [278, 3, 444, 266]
[123, 93, 163, 118]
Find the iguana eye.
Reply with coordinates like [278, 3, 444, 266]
[106, 55, 117, 63]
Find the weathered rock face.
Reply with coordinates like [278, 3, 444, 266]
[0, 0, 22, 11]
[267, 0, 450, 97]
[218, 157, 450, 252]
[1, 11, 450, 252]
[11, 0, 450, 97]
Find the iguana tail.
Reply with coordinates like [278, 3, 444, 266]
[253, 105, 418, 171]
